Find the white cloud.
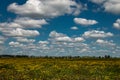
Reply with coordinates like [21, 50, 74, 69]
[74, 18, 98, 26]
[49, 31, 65, 38]
[96, 39, 105, 43]
[55, 36, 72, 42]
[0, 41, 4, 44]
[70, 26, 78, 30]
[0, 22, 21, 28]
[104, 0, 120, 14]
[0, 36, 6, 44]
[14, 17, 47, 28]
[49, 31, 85, 43]
[113, 19, 120, 30]
[49, 31, 72, 42]
[8, 0, 82, 18]
[2, 30, 119, 57]
[0, 17, 46, 41]
[74, 37, 85, 42]
[96, 39, 115, 46]
[9, 41, 24, 47]
[39, 41, 49, 44]
[0, 17, 47, 28]
[9, 41, 19, 46]
[16, 37, 35, 43]
[38, 41, 49, 50]
[83, 30, 113, 38]
[5, 28, 40, 37]
[90, 0, 120, 14]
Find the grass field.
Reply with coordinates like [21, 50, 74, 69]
[0, 58, 120, 80]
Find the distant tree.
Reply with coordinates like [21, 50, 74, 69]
[98, 56, 101, 59]
[105, 55, 111, 58]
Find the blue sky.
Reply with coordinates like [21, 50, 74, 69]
[0, 0, 120, 57]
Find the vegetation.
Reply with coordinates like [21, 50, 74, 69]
[0, 56, 120, 80]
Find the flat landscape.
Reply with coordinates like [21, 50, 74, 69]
[0, 57, 120, 80]
[0, 0, 120, 79]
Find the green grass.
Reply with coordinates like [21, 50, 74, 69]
[0, 58, 120, 80]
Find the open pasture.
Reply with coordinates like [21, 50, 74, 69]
[0, 58, 120, 80]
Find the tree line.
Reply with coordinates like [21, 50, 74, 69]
[0, 54, 117, 59]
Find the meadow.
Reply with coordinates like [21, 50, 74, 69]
[0, 57, 120, 80]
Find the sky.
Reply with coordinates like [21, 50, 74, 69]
[0, 0, 120, 57]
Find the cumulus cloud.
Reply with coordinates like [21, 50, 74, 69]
[4, 28, 40, 37]
[3, 30, 119, 57]
[14, 17, 47, 28]
[9, 41, 24, 47]
[0, 17, 47, 44]
[0, 41, 4, 44]
[70, 26, 78, 30]
[0, 17, 47, 28]
[49, 31, 65, 38]
[48, 31, 90, 55]
[82, 30, 113, 38]
[8, 0, 82, 18]
[104, 0, 120, 14]
[0, 36, 6, 44]
[39, 41, 49, 44]
[49, 31, 72, 42]
[90, 0, 120, 14]
[0, 22, 21, 28]
[49, 31, 85, 43]
[16, 37, 35, 43]
[74, 37, 85, 42]
[113, 19, 120, 30]
[96, 39, 115, 46]
[55, 36, 72, 42]
[74, 18, 98, 26]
